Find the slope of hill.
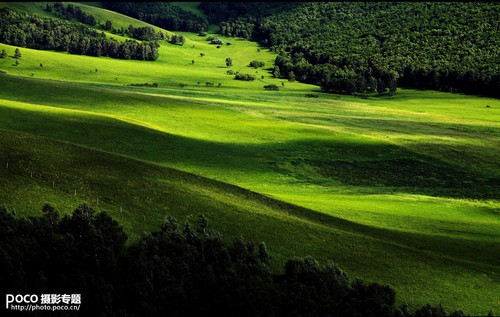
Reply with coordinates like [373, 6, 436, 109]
[0, 2, 499, 314]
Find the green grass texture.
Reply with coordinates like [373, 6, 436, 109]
[0, 3, 498, 314]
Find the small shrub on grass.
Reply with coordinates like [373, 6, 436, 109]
[235, 73, 256, 81]
[130, 83, 158, 88]
[264, 84, 279, 91]
[250, 60, 265, 68]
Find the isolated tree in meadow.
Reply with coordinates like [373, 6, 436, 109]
[0, 49, 7, 58]
[225, 57, 233, 67]
[14, 48, 21, 59]
[40, 63, 43, 68]
[14, 60, 19, 66]
[200, 53, 205, 57]
[170, 34, 185, 45]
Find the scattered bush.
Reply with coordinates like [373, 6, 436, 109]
[227, 70, 234, 75]
[249, 60, 265, 68]
[235, 73, 256, 81]
[170, 34, 185, 45]
[130, 83, 158, 88]
[211, 38, 224, 45]
[14, 48, 21, 59]
[264, 84, 279, 91]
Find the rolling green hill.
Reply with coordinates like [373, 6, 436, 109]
[0, 2, 498, 314]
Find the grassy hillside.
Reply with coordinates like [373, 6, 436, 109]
[0, 2, 499, 314]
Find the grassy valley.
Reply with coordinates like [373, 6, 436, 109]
[0, 2, 498, 315]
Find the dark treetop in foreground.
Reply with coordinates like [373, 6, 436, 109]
[0, 204, 478, 317]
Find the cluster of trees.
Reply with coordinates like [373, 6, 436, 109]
[45, 2, 168, 43]
[45, 2, 97, 26]
[249, 60, 265, 68]
[204, 2, 500, 97]
[103, 2, 208, 33]
[0, 8, 159, 61]
[126, 25, 164, 41]
[0, 204, 480, 317]
[264, 84, 279, 91]
[170, 34, 185, 45]
[104, 23, 167, 42]
[130, 82, 158, 88]
[235, 73, 256, 81]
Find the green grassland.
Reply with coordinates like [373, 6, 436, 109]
[0, 3, 499, 314]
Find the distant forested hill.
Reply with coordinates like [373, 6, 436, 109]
[103, 2, 209, 33]
[202, 2, 500, 97]
[0, 7, 159, 61]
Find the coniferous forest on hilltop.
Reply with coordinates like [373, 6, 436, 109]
[0, 1, 499, 316]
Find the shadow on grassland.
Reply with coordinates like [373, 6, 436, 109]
[0, 103, 497, 200]
[0, 129, 498, 271]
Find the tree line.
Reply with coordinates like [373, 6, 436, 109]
[205, 2, 500, 97]
[103, 2, 208, 33]
[0, 204, 487, 317]
[0, 8, 159, 61]
[45, 2, 97, 27]
[45, 2, 168, 42]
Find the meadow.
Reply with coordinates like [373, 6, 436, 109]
[0, 2, 499, 314]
